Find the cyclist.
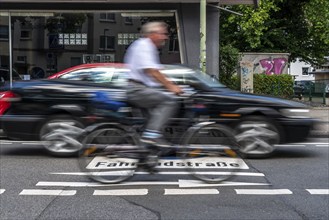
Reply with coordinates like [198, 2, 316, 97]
[124, 21, 183, 148]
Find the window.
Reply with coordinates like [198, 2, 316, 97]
[99, 13, 116, 22]
[17, 56, 27, 63]
[124, 17, 133, 25]
[0, 25, 9, 40]
[302, 67, 309, 75]
[169, 35, 179, 52]
[100, 36, 115, 50]
[20, 30, 32, 40]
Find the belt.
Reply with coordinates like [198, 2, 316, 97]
[128, 79, 145, 85]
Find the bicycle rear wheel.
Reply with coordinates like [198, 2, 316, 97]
[78, 127, 140, 183]
[181, 123, 242, 183]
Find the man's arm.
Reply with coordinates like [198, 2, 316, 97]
[145, 68, 183, 94]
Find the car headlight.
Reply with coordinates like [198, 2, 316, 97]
[280, 109, 310, 118]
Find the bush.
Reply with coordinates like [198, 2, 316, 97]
[220, 74, 294, 99]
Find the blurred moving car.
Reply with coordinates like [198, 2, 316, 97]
[0, 63, 315, 158]
[0, 68, 22, 86]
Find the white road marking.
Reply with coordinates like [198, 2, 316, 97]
[19, 189, 76, 196]
[36, 181, 179, 187]
[275, 144, 305, 147]
[178, 180, 270, 188]
[0, 189, 5, 194]
[164, 188, 219, 195]
[315, 144, 329, 147]
[94, 189, 148, 196]
[51, 171, 265, 177]
[0, 142, 12, 145]
[306, 189, 329, 195]
[235, 189, 292, 195]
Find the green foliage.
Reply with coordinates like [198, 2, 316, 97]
[218, 44, 240, 87]
[219, 0, 329, 66]
[46, 13, 86, 33]
[222, 74, 294, 99]
[253, 74, 294, 98]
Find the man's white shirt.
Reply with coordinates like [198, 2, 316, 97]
[124, 37, 162, 87]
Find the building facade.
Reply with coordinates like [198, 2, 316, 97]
[0, 0, 255, 78]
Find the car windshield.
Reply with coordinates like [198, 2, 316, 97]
[161, 66, 226, 88]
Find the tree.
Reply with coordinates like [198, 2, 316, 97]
[219, 0, 329, 67]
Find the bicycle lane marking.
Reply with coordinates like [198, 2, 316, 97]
[19, 189, 76, 196]
[235, 189, 292, 195]
[94, 189, 148, 196]
[164, 188, 219, 195]
[306, 189, 329, 195]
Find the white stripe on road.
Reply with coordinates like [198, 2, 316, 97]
[306, 189, 329, 195]
[94, 189, 148, 196]
[164, 188, 219, 195]
[51, 171, 265, 177]
[235, 189, 292, 195]
[36, 181, 179, 187]
[19, 189, 76, 196]
[315, 144, 329, 147]
[0, 189, 5, 194]
[178, 180, 270, 188]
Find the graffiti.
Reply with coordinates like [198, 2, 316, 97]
[241, 67, 250, 84]
[259, 57, 287, 75]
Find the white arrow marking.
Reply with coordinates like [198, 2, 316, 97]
[164, 188, 219, 195]
[178, 179, 270, 188]
[235, 189, 292, 195]
[0, 189, 5, 194]
[94, 189, 148, 196]
[306, 189, 329, 195]
[19, 189, 76, 196]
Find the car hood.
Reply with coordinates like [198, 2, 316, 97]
[205, 88, 308, 108]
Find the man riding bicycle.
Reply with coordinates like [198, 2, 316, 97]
[124, 21, 183, 148]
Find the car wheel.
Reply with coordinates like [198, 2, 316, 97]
[234, 116, 280, 158]
[39, 115, 84, 157]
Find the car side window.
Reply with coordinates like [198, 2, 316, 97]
[59, 69, 114, 83]
[111, 70, 129, 87]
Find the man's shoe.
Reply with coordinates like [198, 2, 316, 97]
[140, 137, 173, 148]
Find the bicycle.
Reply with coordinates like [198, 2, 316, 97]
[76, 91, 244, 184]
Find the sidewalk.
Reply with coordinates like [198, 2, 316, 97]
[309, 106, 329, 138]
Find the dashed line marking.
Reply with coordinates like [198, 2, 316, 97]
[0, 189, 5, 194]
[306, 189, 329, 195]
[315, 144, 329, 147]
[94, 189, 148, 196]
[19, 189, 76, 196]
[235, 189, 293, 195]
[164, 188, 219, 195]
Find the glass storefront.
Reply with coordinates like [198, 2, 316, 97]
[0, 11, 181, 80]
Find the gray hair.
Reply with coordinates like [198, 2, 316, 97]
[141, 21, 167, 36]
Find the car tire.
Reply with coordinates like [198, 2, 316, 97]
[39, 115, 85, 157]
[234, 116, 280, 159]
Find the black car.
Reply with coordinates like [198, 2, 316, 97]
[0, 68, 22, 86]
[0, 64, 315, 158]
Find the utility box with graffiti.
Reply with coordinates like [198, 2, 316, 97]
[238, 53, 290, 93]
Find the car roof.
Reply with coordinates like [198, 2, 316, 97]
[48, 63, 127, 79]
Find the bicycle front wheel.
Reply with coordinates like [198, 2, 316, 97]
[181, 123, 242, 183]
[78, 127, 139, 184]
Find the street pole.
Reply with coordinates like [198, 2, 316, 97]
[9, 12, 13, 88]
[200, 0, 206, 73]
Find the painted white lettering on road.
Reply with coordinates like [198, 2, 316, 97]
[87, 157, 248, 169]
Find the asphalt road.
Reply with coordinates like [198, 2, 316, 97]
[0, 138, 328, 220]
